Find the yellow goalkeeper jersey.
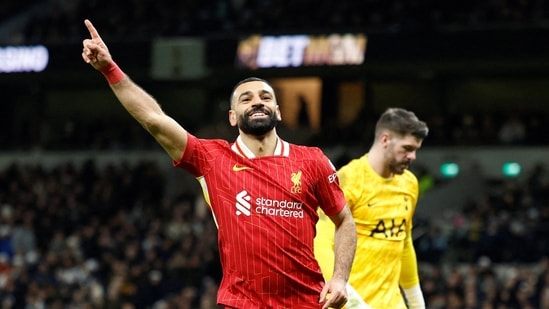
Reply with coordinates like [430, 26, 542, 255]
[314, 154, 421, 309]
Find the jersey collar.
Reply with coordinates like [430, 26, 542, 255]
[231, 135, 290, 158]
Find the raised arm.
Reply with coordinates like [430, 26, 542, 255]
[81, 19, 187, 161]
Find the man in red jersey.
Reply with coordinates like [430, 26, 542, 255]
[81, 19, 356, 309]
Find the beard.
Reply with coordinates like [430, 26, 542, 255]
[388, 159, 411, 175]
[238, 107, 278, 136]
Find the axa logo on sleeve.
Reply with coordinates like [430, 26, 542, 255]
[235, 190, 304, 218]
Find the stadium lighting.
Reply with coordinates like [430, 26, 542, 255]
[502, 162, 521, 178]
[440, 162, 459, 178]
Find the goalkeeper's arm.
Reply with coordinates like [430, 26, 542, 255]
[403, 284, 425, 309]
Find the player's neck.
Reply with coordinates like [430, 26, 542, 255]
[239, 130, 279, 157]
[367, 148, 393, 179]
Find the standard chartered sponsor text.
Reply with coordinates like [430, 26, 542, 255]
[255, 197, 304, 218]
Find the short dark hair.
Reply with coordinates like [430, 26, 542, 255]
[375, 108, 429, 139]
[229, 77, 272, 109]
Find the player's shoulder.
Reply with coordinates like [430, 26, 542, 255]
[338, 155, 367, 172]
[194, 135, 232, 149]
[286, 143, 337, 171]
[337, 156, 367, 186]
[188, 132, 231, 147]
[288, 143, 325, 158]
[187, 134, 233, 158]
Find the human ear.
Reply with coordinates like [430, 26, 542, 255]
[229, 110, 238, 127]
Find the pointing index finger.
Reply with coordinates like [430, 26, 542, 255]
[84, 19, 102, 40]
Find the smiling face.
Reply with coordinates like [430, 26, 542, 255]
[229, 80, 282, 136]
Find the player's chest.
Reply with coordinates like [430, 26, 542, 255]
[209, 157, 316, 219]
[215, 157, 314, 196]
[357, 189, 414, 221]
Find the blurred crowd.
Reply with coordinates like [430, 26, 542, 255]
[2, 107, 548, 151]
[3, 0, 549, 45]
[0, 160, 222, 308]
[414, 161, 549, 308]
[0, 154, 548, 308]
[316, 110, 549, 149]
[419, 258, 549, 309]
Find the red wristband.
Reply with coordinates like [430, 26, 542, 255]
[100, 61, 125, 84]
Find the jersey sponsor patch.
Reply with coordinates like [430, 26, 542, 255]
[235, 190, 304, 218]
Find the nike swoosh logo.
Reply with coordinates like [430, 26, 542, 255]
[367, 202, 377, 207]
[233, 164, 253, 172]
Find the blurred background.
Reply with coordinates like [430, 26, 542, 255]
[1, 0, 549, 308]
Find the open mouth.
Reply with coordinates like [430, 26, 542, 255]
[248, 110, 269, 119]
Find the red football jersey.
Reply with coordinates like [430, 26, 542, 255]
[174, 133, 346, 308]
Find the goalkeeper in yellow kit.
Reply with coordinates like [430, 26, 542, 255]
[315, 108, 429, 309]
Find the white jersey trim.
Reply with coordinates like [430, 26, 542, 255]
[231, 135, 289, 158]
